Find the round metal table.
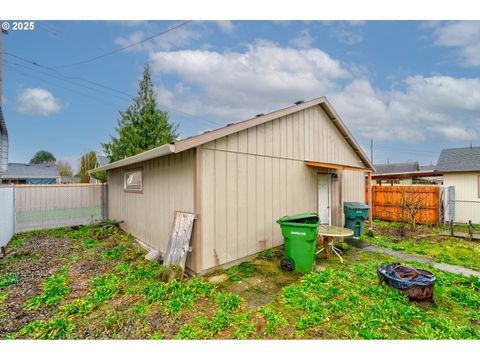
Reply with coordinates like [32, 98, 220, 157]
[316, 225, 354, 263]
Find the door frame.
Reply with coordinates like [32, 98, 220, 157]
[318, 174, 331, 225]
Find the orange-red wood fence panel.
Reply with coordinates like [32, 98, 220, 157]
[367, 185, 440, 225]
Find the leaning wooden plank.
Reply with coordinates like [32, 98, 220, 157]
[164, 211, 197, 270]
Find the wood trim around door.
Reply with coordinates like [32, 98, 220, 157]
[193, 146, 202, 274]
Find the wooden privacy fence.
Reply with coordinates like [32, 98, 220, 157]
[9, 183, 107, 232]
[368, 185, 440, 225]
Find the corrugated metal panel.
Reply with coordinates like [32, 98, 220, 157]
[199, 106, 366, 271]
[107, 150, 196, 268]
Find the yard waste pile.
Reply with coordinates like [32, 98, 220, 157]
[377, 263, 436, 301]
[276, 212, 319, 273]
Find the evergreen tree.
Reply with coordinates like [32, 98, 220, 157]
[102, 64, 179, 162]
[30, 150, 56, 164]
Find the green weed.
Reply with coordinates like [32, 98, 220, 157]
[88, 273, 121, 303]
[259, 305, 288, 335]
[0, 273, 20, 289]
[214, 292, 243, 312]
[101, 245, 125, 259]
[24, 267, 70, 310]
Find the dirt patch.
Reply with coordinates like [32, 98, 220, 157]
[66, 258, 112, 301]
[0, 234, 76, 336]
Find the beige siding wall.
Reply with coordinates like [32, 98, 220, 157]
[199, 105, 367, 271]
[107, 150, 196, 267]
[444, 172, 480, 223]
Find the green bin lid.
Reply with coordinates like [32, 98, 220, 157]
[343, 202, 369, 209]
[276, 212, 319, 223]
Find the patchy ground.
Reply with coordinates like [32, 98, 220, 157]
[0, 222, 479, 339]
[365, 220, 480, 272]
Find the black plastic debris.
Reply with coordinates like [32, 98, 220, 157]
[377, 263, 436, 301]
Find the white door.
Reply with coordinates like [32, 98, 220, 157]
[318, 174, 331, 225]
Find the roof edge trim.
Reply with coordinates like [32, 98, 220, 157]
[89, 143, 175, 173]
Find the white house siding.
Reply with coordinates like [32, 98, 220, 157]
[444, 172, 480, 223]
[199, 105, 367, 271]
[107, 150, 196, 268]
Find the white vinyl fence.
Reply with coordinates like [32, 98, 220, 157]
[0, 185, 15, 248]
[0, 184, 107, 245]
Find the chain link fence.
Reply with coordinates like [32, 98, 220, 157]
[443, 185, 480, 226]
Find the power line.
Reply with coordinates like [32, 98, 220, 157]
[3, 51, 224, 126]
[4, 59, 130, 102]
[4, 63, 125, 109]
[55, 20, 193, 69]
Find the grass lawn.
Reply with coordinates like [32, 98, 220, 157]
[0, 222, 479, 339]
[365, 220, 480, 272]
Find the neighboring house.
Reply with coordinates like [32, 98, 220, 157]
[373, 162, 420, 185]
[89, 152, 108, 184]
[0, 106, 8, 173]
[0, 162, 60, 184]
[91, 97, 374, 274]
[436, 146, 480, 224]
[372, 162, 442, 185]
[59, 176, 81, 184]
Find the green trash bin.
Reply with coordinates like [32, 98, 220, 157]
[276, 212, 319, 273]
[344, 202, 370, 237]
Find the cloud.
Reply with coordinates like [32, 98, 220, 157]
[431, 21, 480, 67]
[148, 38, 479, 145]
[328, 22, 364, 45]
[289, 29, 314, 49]
[329, 76, 480, 143]
[318, 21, 366, 45]
[15, 88, 64, 116]
[149, 40, 350, 119]
[214, 21, 235, 34]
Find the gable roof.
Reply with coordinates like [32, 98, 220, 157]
[374, 162, 419, 174]
[0, 163, 59, 179]
[95, 153, 109, 167]
[436, 146, 480, 173]
[91, 97, 374, 173]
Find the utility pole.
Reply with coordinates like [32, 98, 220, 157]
[1, 27, 3, 104]
[369, 139, 373, 230]
[0, 26, 7, 104]
[370, 139, 373, 165]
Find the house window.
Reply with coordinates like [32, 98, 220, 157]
[124, 169, 142, 193]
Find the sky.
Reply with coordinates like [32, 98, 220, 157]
[2, 20, 480, 172]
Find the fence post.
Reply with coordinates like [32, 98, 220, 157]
[101, 183, 108, 221]
[448, 186, 455, 223]
[12, 183, 16, 234]
[467, 220, 473, 241]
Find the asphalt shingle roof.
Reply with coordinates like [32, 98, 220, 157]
[0, 163, 59, 179]
[436, 146, 480, 173]
[373, 162, 419, 174]
[95, 154, 109, 167]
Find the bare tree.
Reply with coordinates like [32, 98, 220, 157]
[398, 187, 431, 232]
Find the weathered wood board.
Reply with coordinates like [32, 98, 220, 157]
[164, 211, 196, 270]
